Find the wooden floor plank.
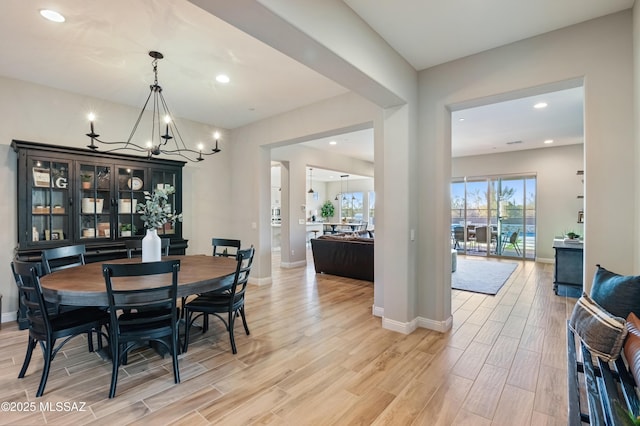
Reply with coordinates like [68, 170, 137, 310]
[0, 253, 574, 425]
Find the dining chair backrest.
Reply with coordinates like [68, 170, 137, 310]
[125, 238, 170, 258]
[229, 247, 255, 303]
[41, 244, 86, 274]
[102, 260, 180, 321]
[11, 260, 50, 338]
[212, 238, 241, 258]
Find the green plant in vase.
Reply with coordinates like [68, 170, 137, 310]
[320, 200, 335, 220]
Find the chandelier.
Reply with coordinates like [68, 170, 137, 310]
[86, 51, 221, 162]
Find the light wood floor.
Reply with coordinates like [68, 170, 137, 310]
[0, 253, 576, 425]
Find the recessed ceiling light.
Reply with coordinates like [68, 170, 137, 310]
[544, 139, 554, 144]
[458, 118, 465, 122]
[40, 9, 65, 23]
[534, 102, 548, 109]
[329, 141, 337, 145]
[215, 74, 230, 84]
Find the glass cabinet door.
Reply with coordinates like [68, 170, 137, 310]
[117, 167, 146, 238]
[78, 164, 112, 240]
[151, 169, 178, 235]
[31, 158, 70, 243]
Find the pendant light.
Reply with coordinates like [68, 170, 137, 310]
[344, 174, 350, 201]
[307, 168, 314, 194]
[335, 174, 346, 200]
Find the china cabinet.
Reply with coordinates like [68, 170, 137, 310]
[12, 139, 188, 260]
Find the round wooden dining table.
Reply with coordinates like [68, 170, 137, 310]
[39, 255, 238, 307]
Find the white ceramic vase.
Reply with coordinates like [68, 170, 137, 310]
[142, 228, 161, 262]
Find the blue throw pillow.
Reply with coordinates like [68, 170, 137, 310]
[590, 264, 640, 318]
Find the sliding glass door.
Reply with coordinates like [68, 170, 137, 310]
[451, 174, 536, 259]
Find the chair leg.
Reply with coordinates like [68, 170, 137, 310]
[18, 338, 37, 378]
[172, 331, 180, 384]
[36, 339, 55, 397]
[239, 306, 250, 335]
[228, 311, 237, 354]
[182, 310, 192, 353]
[109, 343, 120, 398]
[202, 313, 209, 333]
[87, 331, 95, 353]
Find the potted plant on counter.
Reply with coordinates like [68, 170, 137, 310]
[563, 230, 581, 243]
[321, 200, 335, 220]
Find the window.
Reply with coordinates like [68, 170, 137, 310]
[341, 192, 363, 221]
[451, 175, 536, 259]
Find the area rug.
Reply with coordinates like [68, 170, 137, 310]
[452, 258, 518, 295]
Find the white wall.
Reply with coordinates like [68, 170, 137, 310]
[452, 144, 584, 260]
[0, 76, 230, 321]
[228, 91, 381, 285]
[197, 0, 420, 331]
[419, 10, 633, 317]
[634, 4, 640, 275]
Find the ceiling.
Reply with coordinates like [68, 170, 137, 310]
[0, 0, 632, 160]
[344, 0, 633, 71]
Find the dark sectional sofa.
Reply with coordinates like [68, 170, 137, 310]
[310, 234, 374, 282]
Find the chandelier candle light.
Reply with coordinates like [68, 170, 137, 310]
[86, 51, 222, 162]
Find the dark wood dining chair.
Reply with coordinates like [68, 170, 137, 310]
[183, 247, 255, 354]
[41, 244, 86, 274]
[41, 244, 100, 345]
[211, 238, 241, 257]
[102, 259, 181, 398]
[125, 238, 170, 258]
[11, 260, 109, 397]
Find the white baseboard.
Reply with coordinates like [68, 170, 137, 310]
[536, 257, 554, 264]
[382, 316, 418, 334]
[249, 276, 272, 286]
[372, 305, 384, 317]
[2, 311, 17, 323]
[377, 309, 452, 334]
[417, 315, 453, 333]
[280, 260, 307, 269]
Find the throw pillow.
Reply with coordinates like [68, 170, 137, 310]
[624, 313, 640, 387]
[590, 264, 640, 318]
[569, 293, 627, 362]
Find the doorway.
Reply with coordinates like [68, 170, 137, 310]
[451, 174, 536, 259]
